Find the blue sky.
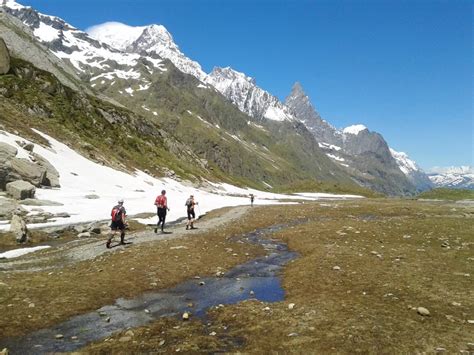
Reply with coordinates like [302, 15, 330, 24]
[19, 0, 473, 170]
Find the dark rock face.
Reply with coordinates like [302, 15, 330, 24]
[0, 37, 10, 74]
[285, 82, 341, 146]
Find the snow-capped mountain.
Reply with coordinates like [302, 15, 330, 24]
[285, 81, 428, 194]
[87, 22, 208, 82]
[390, 148, 433, 191]
[207, 67, 294, 121]
[1, 1, 167, 91]
[427, 166, 474, 190]
[87, 22, 294, 122]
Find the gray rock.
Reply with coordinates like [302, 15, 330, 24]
[0, 198, 21, 218]
[23, 143, 34, 152]
[31, 153, 60, 187]
[0, 142, 17, 163]
[10, 214, 29, 243]
[0, 38, 10, 75]
[77, 232, 91, 238]
[6, 180, 35, 200]
[84, 194, 100, 199]
[417, 307, 430, 316]
[6, 158, 46, 187]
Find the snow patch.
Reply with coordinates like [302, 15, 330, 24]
[0, 246, 51, 259]
[343, 124, 367, 135]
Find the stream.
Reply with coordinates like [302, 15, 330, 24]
[1, 222, 303, 354]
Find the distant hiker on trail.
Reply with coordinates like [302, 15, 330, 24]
[185, 195, 198, 230]
[154, 189, 170, 233]
[250, 194, 255, 207]
[107, 199, 127, 248]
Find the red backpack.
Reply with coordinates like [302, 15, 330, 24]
[155, 195, 166, 207]
[111, 206, 122, 222]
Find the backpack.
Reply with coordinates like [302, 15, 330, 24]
[155, 195, 166, 207]
[185, 198, 192, 208]
[111, 206, 122, 222]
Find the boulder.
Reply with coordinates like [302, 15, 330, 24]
[10, 214, 29, 243]
[0, 38, 10, 75]
[31, 153, 60, 187]
[0, 143, 17, 163]
[0, 198, 25, 219]
[7, 158, 46, 187]
[6, 180, 36, 200]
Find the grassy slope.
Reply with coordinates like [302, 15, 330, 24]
[94, 62, 369, 192]
[417, 188, 474, 201]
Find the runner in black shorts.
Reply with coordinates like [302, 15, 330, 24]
[107, 199, 127, 248]
[185, 195, 198, 230]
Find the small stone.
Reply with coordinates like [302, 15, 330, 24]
[105, 317, 111, 323]
[250, 290, 255, 296]
[199, 281, 205, 286]
[144, 309, 150, 314]
[55, 334, 64, 339]
[182, 312, 190, 320]
[263, 307, 271, 311]
[0, 348, 9, 355]
[118, 336, 131, 342]
[467, 320, 474, 324]
[28, 303, 35, 308]
[209, 331, 217, 336]
[288, 333, 298, 337]
[417, 307, 430, 316]
[288, 303, 295, 310]
[467, 343, 474, 351]
[98, 311, 107, 317]
[332, 266, 341, 271]
[125, 330, 134, 337]
[451, 301, 461, 307]
[435, 347, 446, 352]
[159, 340, 165, 346]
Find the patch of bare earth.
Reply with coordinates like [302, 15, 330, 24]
[81, 199, 473, 354]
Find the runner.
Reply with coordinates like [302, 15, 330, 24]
[185, 195, 198, 230]
[106, 199, 127, 248]
[154, 190, 170, 233]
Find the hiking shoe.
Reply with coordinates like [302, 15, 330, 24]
[186, 225, 189, 230]
[106, 241, 111, 249]
[154, 228, 158, 233]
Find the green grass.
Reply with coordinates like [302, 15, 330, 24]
[417, 188, 474, 201]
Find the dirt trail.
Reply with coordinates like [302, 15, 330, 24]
[0, 206, 251, 272]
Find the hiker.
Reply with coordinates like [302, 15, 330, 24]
[185, 194, 198, 230]
[154, 189, 170, 233]
[250, 194, 255, 207]
[106, 198, 127, 248]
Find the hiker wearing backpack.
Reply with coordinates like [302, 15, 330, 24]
[106, 199, 127, 248]
[154, 189, 170, 233]
[250, 194, 255, 207]
[185, 195, 198, 230]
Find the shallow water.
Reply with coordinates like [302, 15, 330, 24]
[1, 223, 300, 354]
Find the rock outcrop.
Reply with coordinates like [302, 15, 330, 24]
[7, 158, 47, 187]
[31, 153, 60, 187]
[10, 214, 29, 243]
[0, 37, 10, 74]
[6, 180, 36, 200]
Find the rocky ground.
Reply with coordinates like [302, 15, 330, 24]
[0, 199, 473, 354]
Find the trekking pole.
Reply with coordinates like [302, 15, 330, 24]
[198, 204, 202, 218]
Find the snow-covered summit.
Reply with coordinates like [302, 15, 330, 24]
[87, 21, 207, 82]
[207, 66, 294, 122]
[389, 148, 419, 175]
[427, 166, 474, 190]
[343, 124, 368, 135]
[86, 22, 146, 52]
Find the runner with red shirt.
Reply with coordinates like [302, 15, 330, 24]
[154, 190, 170, 233]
